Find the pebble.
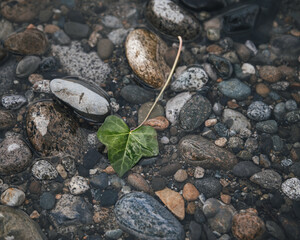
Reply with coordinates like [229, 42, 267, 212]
[232, 161, 261, 178]
[179, 94, 212, 131]
[290, 162, 300, 177]
[108, 28, 131, 45]
[114, 192, 184, 240]
[207, 54, 233, 79]
[194, 166, 205, 178]
[97, 38, 114, 60]
[279, 215, 300, 240]
[255, 120, 278, 133]
[90, 173, 108, 190]
[56, 164, 67, 179]
[99, 190, 118, 207]
[40, 192, 56, 210]
[4, 28, 48, 55]
[285, 110, 300, 123]
[0, 205, 46, 239]
[144, 116, 170, 131]
[189, 221, 202, 240]
[0, 58, 15, 95]
[151, 177, 166, 191]
[250, 170, 282, 190]
[127, 173, 151, 193]
[182, 183, 199, 201]
[0, 19, 14, 40]
[51, 194, 93, 226]
[203, 198, 236, 234]
[159, 163, 181, 176]
[69, 176, 90, 195]
[218, 78, 251, 101]
[222, 109, 251, 133]
[101, 15, 122, 28]
[125, 28, 170, 89]
[1, 94, 27, 110]
[166, 92, 193, 125]
[53, 30, 71, 45]
[145, 0, 200, 40]
[171, 66, 209, 92]
[179, 135, 238, 170]
[155, 187, 185, 220]
[83, 148, 102, 169]
[32, 160, 58, 180]
[120, 84, 155, 104]
[241, 63, 256, 75]
[16, 56, 41, 78]
[281, 178, 300, 200]
[138, 101, 164, 125]
[271, 81, 289, 91]
[194, 177, 222, 198]
[174, 169, 188, 182]
[285, 99, 297, 111]
[247, 101, 271, 121]
[1, 188, 25, 206]
[104, 229, 123, 240]
[259, 65, 282, 83]
[207, 28, 220, 41]
[0, 110, 15, 130]
[40, 57, 57, 72]
[232, 209, 265, 240]
[214, 137, 227, 147]
[255, 83, 270, 97]
[50, 78, 110, 122]
[64, 22, 90, 39]
[0, 134, 32, 175]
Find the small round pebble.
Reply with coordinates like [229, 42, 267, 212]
[194, 166, 205, 179]
[40, 192, 56, 210]
[247, 101, 271, 121]
[214, 137, 227, 147]
[285, 100, 297, 111]
[174, 169, 188, 182]
[160, 136, 170, 144]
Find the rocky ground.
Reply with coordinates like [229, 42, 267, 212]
[0, 0, 300, 239]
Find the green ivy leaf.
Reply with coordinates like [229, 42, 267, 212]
[97, 115, 159, 177]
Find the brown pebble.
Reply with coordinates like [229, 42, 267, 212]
[182, 183, 200, 201]
[127, 173, 151, 193]
[259, 65, 282, 83]
[220, 193, 231, 204]
[30, 210, 40, 219]
[206, 44, 223, 54]
[227, 100, 239, 109]
[174, 169, 188, 182]
[29, 181, 41, 194]
[143, 116, 169, 131]
[186, 202, 196, 215]
[102, 165, 116, 174]
[256, 83, 270, 97]
[277, 65, 296, 81]
[205, 119, 217, 127]
[44, 24, 60, 34]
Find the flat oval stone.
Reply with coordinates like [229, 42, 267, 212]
[178, 135, 238, 170]
[1, 94, 27, 110]
[50, 78, 110, 122]
[146, 0, 201, 41]
[16, 56, 41, 78]
[171, 66, 209, 92]
[4, 28, 48, 55]
[64, 22, 90, 40]
[179, 94, 212, 131]
[114, 192, 185, 240]
[0, 205, 47, 240]
[218, 78, 251, 100]
[26, 100, 84, 158]
[120, 84, 155, 104]
[0, 134, 32, 175]
[125, 29, 170, 89]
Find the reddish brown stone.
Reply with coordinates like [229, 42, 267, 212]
[127, 173, 151, 193]
[183, 183, 199, 201]
[255, 83, 270, 97]
[206, 44, 223, 54]
[143, 116, 169, 131]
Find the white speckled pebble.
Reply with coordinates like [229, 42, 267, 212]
[69, 176, 90, 195]
[281, 178, 300, 201]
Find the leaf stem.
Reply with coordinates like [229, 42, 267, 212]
[132, 36, 183, 131]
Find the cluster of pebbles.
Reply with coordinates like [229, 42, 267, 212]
[0, 0, 300, 239]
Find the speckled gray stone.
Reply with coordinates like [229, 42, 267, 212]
[1, 94, 27, 110]
[218, 78, 251, 100]
[285, 110, 300, 123]
[195, 178, 222, 198]
[32, 160, 58, 180]
[68, 176, 90, 195]
[114, 192, 185, 240]
[281, 178, 300, 201]
[250, 170, 282, 190]
[255, 120, 278, 133]
[247, 101, 271, 121]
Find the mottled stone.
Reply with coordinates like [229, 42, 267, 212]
[32, 160, 58, 180]
[259, 65, 282, 83]
[179, 94, 212, 131]
[125, 29, 170, 89]
[281, 178, 300, 201]
[250, 170, 282, 190]
[1, 188, 25, 206]
[0, 134, 32, 175]
[1, 94, 27, 110]
[179, 135, 237, 170]
[223, 109, 251, 133]
[195, 177, 222, 198]
[256, 120, 278, 133]
[208, 54, 233, 79]
[4, 28, 48, 55]
[247, 101, 271, 121]
[232, 209, 265, 240]
[0, 110, 15, 130]
[218, 78, 251, 100]
[146, 0, 201, 40]
[115, 192, 184, 240]
[285, 110, 300, 123]
[144, 116, 169, 131]
[0, 205, 46, 240]
[69, 176, 90, 195]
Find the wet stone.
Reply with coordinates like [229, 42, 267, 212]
[203, 198, 236, 234]
[26, 101, 84, 158]
[51, 194, 93, 226]
[195, 177, 222, 198]
[281, 178, 300, 201]
[151, 177, 166, 191]
[40, 192, 56, 210]
[32, 160, 58, 180]
[50, 78, 110, 122]
[266, 221, 286, 240]
[179, 135, 238, 170]
[128, 173, 151, 193]
[40, 57, 57, 72]
[171, 66, 209, 92]
[144, 116, 170, 131]
[90, 173, 108, 190]
[247, 101, 271, 121]
[1, 188, 25, 207]
[207, 55, 233, 79]
[255, 120, 278, 134]
[274, 102, 286, 121]
[53, 30, 71, 45]
[64, 22, 90, 40]
[250, 170, 282, 190]
[0, 134, 32, 175]
[218, 78, 251, 101]
[16, 56, 41, 78]
[0, 205, 47, 240]
[125, 28, 170, 89]
[99, 190, 118, 207]
[0, 110, 15, 130]
[114, 192, 185, 240]
[120, 84, 155, 104]
[97, 38, 114, 60]
[159, 163, 181, 176]
[232, 161, 261, 178]
[259, 65, 282, 83]
[179, 94, 212, 131]
[222, 109, 251, 134]
[285, 110, 300, 123]
[146, 0, 201, 41]
[138, 102, 164, 125]
[69, 176, 90, 195]
[4, 28, 48, 55]
[1, 94, 27, 110]
[189, 221, 202, 240]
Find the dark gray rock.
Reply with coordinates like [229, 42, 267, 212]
[250, 170, 282, 190]
[40, 192, 56, 210]
[0, 205, 47, 240]
[272, 135, 284, 152]
[53, 30, 71, 45]
[120, 85, 155, 104]
[290, 162, 300, 177]
[114, 192, 185, 240]
[179, 94, 211, 131]
[266, 220, 286, 240]
[247, 101, 271, 121]
[195, 177, 222, 198]
[0, 110, 15, 130]
[207, 55, 233, 79]
[16, 56, 41, 78]
[90, 173, 108, 190]
[151, 177, 166, 191]
[232, 161, 261, 178]
[99, 190, 118, 207]
[256, 120, 278, 133]
[51, 194, 93, 226]
[285, 110, 300, 123]
[1, 94, 27, 110]
[274, 102, 286, 121]
[180, 0, 225, 11]
[218, 78, 251, 100]
[189, 221, 202, 240]
[64, 22, 90, 39]
[159, 163, 181, 176]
